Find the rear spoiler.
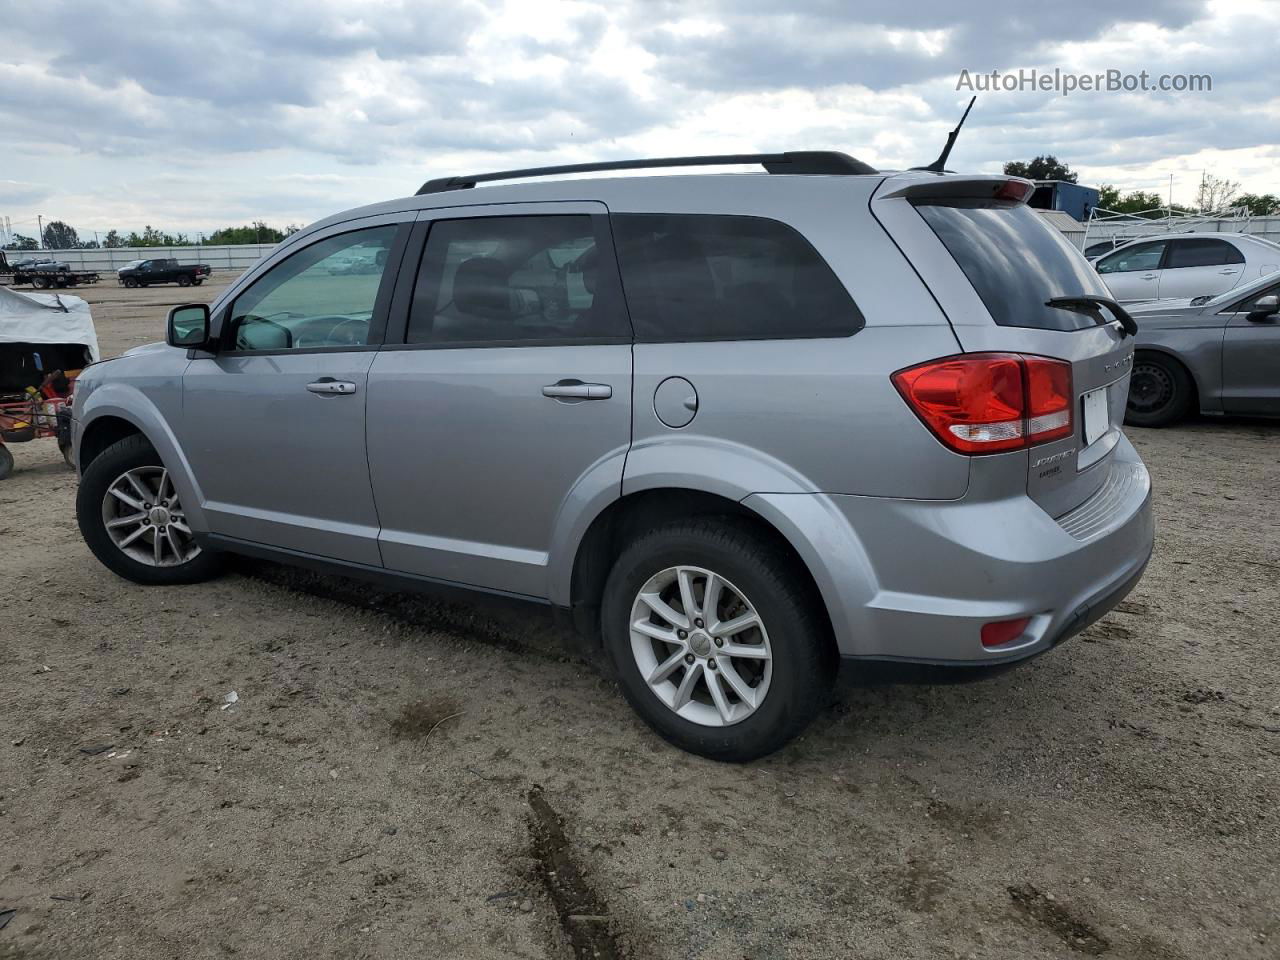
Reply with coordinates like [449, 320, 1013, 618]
[876, 175, 1035, 204]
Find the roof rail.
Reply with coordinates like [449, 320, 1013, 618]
[415, 151, 879, 195]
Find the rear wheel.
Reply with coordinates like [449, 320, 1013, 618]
[31, 277, 48, 289]
[1126, 353, 1193, 427]
[76, 435, 223, 584]
[0, 445, 13, 480]
[602, 519, 834, 762]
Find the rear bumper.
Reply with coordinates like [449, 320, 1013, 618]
[744, 434, 1155, 664]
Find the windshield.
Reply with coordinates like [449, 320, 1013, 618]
[121, 260, 144, 270]
[915, 200, 1112, 331]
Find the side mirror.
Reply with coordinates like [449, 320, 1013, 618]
[167, 303, 211, 348]
[1247, 294, 1279, 322]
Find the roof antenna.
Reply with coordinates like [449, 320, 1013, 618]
[916, 96, 976, 173]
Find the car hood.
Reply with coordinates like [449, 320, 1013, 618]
[122, 340, 169, 357]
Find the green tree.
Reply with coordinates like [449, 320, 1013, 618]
[5, 234, 38, 250]
[102, 229, 126, 248]
[205, 221, 288, 245]
[1003, 155, 1078, 183]
[1235, 193, 1279, 216]
[42, 220, 79, 249]
[125, 225, 191, 247]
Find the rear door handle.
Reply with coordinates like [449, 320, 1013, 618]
[542, 380, 612, 401]
[306, 379, 357, 396]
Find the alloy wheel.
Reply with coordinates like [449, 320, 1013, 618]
[100, 466, 201, 567]
[629, 565, 773, 727]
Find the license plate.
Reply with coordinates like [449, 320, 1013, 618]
[1082, 386, 1109, 447]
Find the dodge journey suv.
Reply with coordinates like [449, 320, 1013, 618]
[72, 152, 1154, 761]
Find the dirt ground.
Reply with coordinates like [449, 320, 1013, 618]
[1, 276, 1278, 959]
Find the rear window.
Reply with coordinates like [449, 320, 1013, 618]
[611, 213, 863, 341]
[915, 200, 1111, 331]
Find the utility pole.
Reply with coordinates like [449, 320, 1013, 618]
[37, 214, 43, 248]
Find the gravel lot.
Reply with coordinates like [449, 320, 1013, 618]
[1, 276, 1277, 959]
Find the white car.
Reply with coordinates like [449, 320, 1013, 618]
[1094, 233, 1280, 303]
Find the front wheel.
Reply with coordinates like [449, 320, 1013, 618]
[192, 278, 204, 286]
[1126, 353, 1193, 427]
[76, 435, 223, 584]
[0, 444, 13, 480]
[123, 278, 137, 288]
[602, 520, 835, 762]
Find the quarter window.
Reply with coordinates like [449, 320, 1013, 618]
[611, 214, 862, 341]
[406, 215, 630, 345]
[1165, 238, 1245, 269]
[227, 226, 398, 351]
[1096, 241, 1167, 274]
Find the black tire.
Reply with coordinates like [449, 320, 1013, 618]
[0, 444, 13, 481]
[31, 276, 48, 289]
[192, 278, 204, 286]
[1126, 352, 1193, 427]
[59, 440, 75, 468]
[601, 519, 835, 762]
[124, 277, 137, 288]
[178, 275, 192, 287]
[76, 434, 224, 585]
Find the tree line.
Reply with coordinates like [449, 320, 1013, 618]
[2, 220, 301, 251]
[1002, 155, 1279, 217]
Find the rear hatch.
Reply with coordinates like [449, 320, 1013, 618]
[871, 175, 1135, 517]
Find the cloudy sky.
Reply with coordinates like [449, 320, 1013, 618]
[1, 0, 1276, 240]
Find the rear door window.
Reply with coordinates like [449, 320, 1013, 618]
[915, 200, 1115, 331]
[1165, 237, 1244, 268]
[610, 213, 863, 341]
[406, 215, 630, 345]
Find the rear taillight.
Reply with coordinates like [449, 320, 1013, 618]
[892, 353, 1073, 455]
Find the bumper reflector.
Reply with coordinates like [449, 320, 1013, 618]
[981, 617, 1032, 648]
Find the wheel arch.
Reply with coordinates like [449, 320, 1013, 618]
[78, 415, 144, 473]
[564, 487, 836, 651]
[76, 391, 209, 534]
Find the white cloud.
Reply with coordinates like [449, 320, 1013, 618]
[1, 0, 1276, 237]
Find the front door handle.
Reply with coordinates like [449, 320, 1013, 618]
[1141, 273, 1158, 279]
[542, 379, 612, 401]
[306, 379, 357, 396]
[1219, 268, 1240, 274]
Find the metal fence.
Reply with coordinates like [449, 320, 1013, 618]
[1083, 215, 1280, 247]
[18, 243, 277, 273]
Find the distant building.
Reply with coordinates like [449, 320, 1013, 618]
[1029, 180, 1101, 222]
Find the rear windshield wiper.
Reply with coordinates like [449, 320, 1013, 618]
[1045, 295, 1138, 338]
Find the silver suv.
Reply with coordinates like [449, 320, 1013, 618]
[71, 153, 1155, 761]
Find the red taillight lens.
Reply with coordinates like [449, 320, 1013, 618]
[981, 617, 1032, 648]
[893, 353, 1073, 455]
[1022, 355, 1073, 444]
